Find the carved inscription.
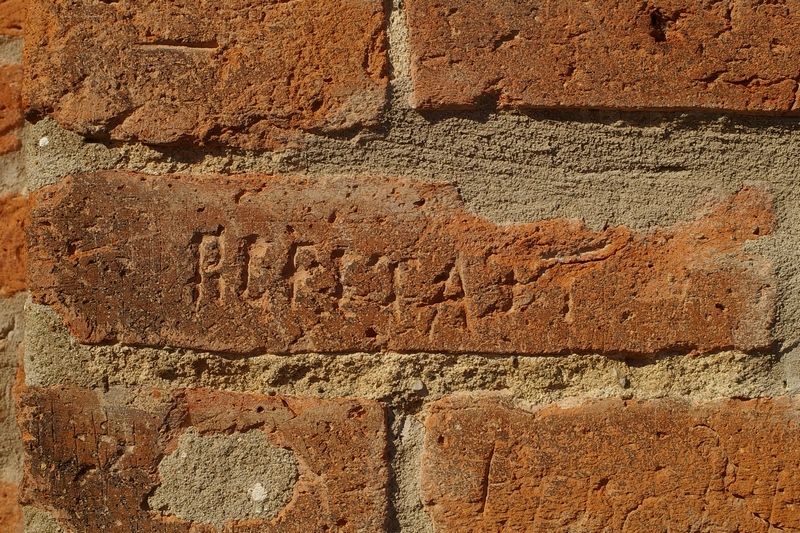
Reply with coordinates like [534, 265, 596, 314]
[28, 172, 775, 355]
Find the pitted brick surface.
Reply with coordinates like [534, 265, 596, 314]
[421, 396, 800, 532]
[23, 0, 387, 149]
[28, 171, 775, 355]
[0, 64, 22, 156]
[18, 386, 388, 533]
[0, 194, 28, 296]
[407, 0, 800, 112]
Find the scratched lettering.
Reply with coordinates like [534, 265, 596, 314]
[28, 172, 775, 355]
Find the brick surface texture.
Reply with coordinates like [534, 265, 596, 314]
[0, 194, 28, 297]
[18, 386, 388, 532]
[29, 171, 774, 356]
[23, 0, 387, 148]
[0, 0, 24, 35]
[0, 64, 22, 156]
[407, 0, 800, 111]
[0, 481, 22, 533]
[422, 396, 800, 532]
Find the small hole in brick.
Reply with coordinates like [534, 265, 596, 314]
[649, 10, 668, 42]
[437, 435, 445, 445]
[365, 327, 377, 338]
[715, 303, 725, 311]
[256, 406, 264, 413]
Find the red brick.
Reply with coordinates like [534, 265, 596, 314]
[0, 0, 24, 36]
[407, 0, 800, 112]
[0, 64, 22, 156]
[29, 172, 774, 356]
[18, 386, 388, 532]
[0, 194, 28, 297]
[422, 396, 800, 532]
[0, 482, 22, 533]
[23, 0, 387, 149]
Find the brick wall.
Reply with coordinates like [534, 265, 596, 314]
[5, 0, 800, 531]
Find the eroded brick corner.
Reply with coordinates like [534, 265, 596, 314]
[29, 172, 775, 356]
[17, 386, 388, 532]
[421, 396, 800, 532]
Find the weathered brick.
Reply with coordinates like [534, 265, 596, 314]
[23, 0, 387, 149]
[18, 386, 388, 532]
[0, 64, 22, 156]
[406, 0, 800, 112]
[422, 396, 800, 532]
[0, 194, 28, 297]
[29, 172, 774, 356]
[0, 482, 22, 533]
[0, 0, 24, 36]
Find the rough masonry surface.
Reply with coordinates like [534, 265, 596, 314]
[29, 171, 775, 356]
[0, 64, 21, 156]
[406, 0, 800, 112]
[23, 0, 387, 149]
[421, 396, 800, 532]
[18, 386, 388, 532]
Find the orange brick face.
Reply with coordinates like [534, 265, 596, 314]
[406, 0, 800, 112]
[421, 396, 800, 533]
[18, 386, 388, 533]
[23, 0, 387, 149]
[0, 64, 22, 156]
[0, 194, 28, 297]
[29, 172, 774, 356]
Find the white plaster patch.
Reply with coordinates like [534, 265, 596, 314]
[38, 136, 50, 148]
[250, 482, 268, 502]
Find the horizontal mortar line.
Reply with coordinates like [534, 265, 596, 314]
[133, 41, 218, 51]
[52, 340, 774, 363]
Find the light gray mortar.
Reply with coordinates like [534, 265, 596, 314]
[0, 36, 22, 65]
[148, 428, 298, 530]
[388, 414, 432, 533]
[0, 149, 25, 195]
[23, 506, 65, 533]
[0, 293, 25, 485]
